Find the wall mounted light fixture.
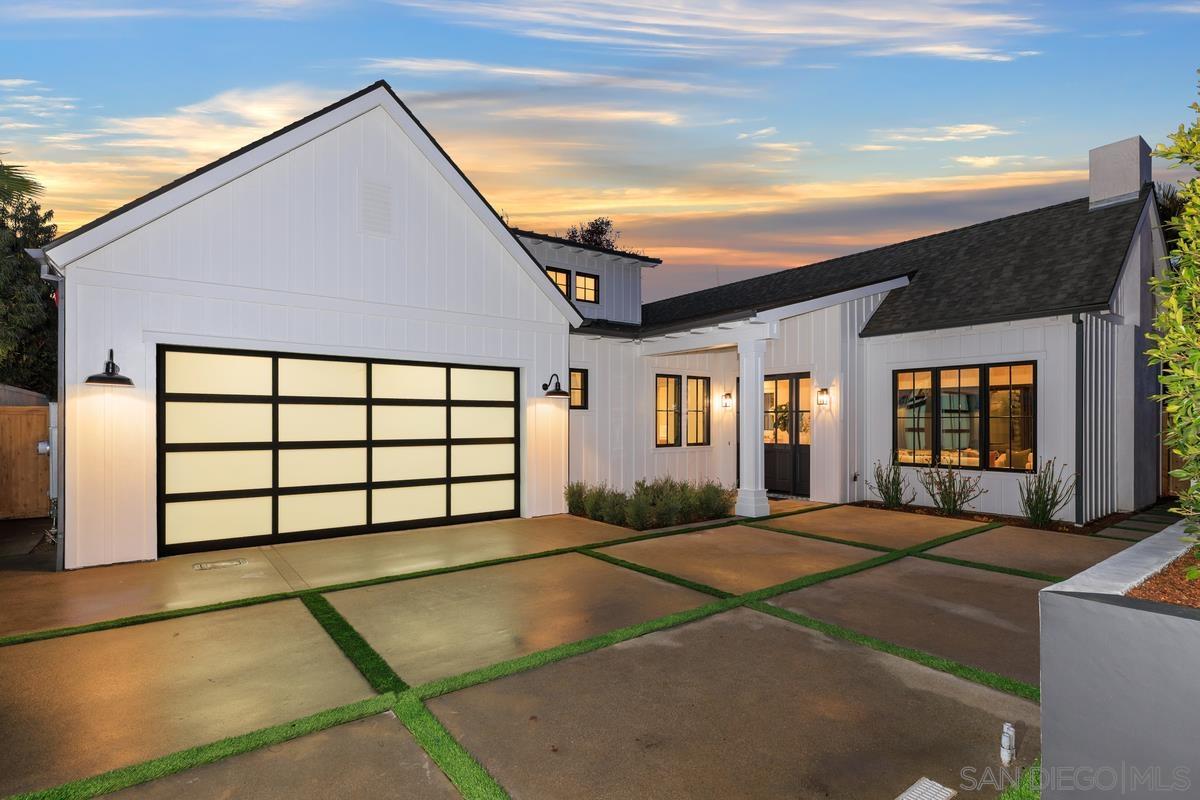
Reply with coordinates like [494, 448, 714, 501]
[721, 392, 733, 409]
[85, 349, 134, 387]
[541, 373, 570, 399]
[816, 387, 830, 406]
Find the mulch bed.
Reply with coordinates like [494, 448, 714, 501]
[851, 500, 1136, 536]
[1127, 550, 1200, 609]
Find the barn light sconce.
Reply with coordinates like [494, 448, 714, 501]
[541, 373, 570, 399]
[85, 349, 134, 387]
[816, 387, 830, 406]
[721, 392, 733, 409]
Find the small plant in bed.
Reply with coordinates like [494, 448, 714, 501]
[1017, 458, 1076, 528]
[917, 464, 986, 516]
[866, 460, 915, 509]
[564, 478, 735, 530]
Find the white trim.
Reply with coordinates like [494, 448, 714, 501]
[752, 276, 910, 324]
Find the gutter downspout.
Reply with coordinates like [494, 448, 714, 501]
[1073, 312, 1085, 525]
[26, 248, 66, 572]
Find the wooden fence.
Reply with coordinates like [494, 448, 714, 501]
[0, 406, 50, 519]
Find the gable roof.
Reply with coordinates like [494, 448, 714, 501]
[42, 80, 583, 327]
[642, 187, 1152, 337]
[510, 228, 662, 265]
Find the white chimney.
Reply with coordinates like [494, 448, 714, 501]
[1089, 136, 1150, 209]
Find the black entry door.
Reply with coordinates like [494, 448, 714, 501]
[763, 373, 811, 497]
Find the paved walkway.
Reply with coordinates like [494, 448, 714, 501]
[2, 501, 1176, 798]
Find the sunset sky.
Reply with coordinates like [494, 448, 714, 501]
[1, 1, 1197, 300]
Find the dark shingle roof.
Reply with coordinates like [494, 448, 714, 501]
[510, 228, 662, 264]
[641, 189, 1150, 337]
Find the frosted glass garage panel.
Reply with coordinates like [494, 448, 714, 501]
[373, 446, 445, 482]
[278, 490, 366, 533]
[279, 448, 366, 488]
[374, 405, 446, 440]
[165, 496, 272, 545]
[451, 444, 515, 477]
[278, 358, 366, 398]
[164, 351, 272, 396]
[451, 406, 514, 439]
[373, 364, 446, 400]
[165, 450, 272, 494]
[165, 402, 272, 444]
[278, 404, 366, 441]
[373, 485, 446, 523]
[451, 480, 515, 516]
[450, 368, 515, 401]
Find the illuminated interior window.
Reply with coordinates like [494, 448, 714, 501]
[686, 376, 710, 446]
[895, 370, 934, 465]
[278, 358, 366, 398]
[938, 367, 981, 467]
[574, 272, 599, 303]
[569, 368, 588, 410]
[546, 267, 570, 297]
[655, 374, 681, 447]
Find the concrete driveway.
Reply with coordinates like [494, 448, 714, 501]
[2, 502, 1156, 798]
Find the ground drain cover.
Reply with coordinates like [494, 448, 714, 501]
[193, 558, 248, 571]
[896, 777, 957, 800]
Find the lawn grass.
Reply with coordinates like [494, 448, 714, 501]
[578, 548, 734, 598]
[299, 593, 408, 693]
[9, 694, 396, 800]
[747, 521, 894, 552]
[999, 760, 1042, 799]
[393, 693, 509, 800]
[916, 552, 1064, 583]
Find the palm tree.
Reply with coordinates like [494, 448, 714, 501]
[0, 155, 42, 203]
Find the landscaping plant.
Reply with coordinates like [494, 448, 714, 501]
[1148, 72, 1200, 578]
[564, 478, 735, 530]
[564, 481, 587, 516]
[1017, 459, 1076, 528]
[866, 460, 915, 508]
[917, 464, 986, 516]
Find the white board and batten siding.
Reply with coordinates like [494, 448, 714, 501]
[569, 336, 737, 491]
[62, 105, 572, 568]
[520, 237, 644, 325]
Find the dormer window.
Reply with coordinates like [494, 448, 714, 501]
[546, 267, 570, 297]
[575, 272, 599, 304]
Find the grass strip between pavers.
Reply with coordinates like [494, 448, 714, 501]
[751, 502, 838, 522]
[299, 593, 408, 694]
[916, 553, 1065, 584]
[747, 601, 1041, 703]
[998, 759, 1042, 799]
[8, 694, 396, 800]
[393, 693, 509, 800]
[747, 521, 894, 552]
[578, 549, 734, 598]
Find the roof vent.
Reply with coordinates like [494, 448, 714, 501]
[360, 179, 395, 237]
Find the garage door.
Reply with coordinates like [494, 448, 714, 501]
[157, 345, 519, 556]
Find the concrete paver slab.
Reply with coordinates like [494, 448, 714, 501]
[428, 607, 1040, 800]
[109, 712, 458, 800]
[766, 498, 825, 515]
[598, 525, 878, 594]
[764, 505, 978, 549]
[0, 600, 373, 796]
[771, 557, 1047, 684]
[1096, 526, 1159, 542]
[0, 547, 294, 638]
[328, 553, 710, 685]
[1109, 519, 1170, 532]
[272, 515, 626, 587]
[1129, 513, 1181, 525]
[928, 525, 1131, 578]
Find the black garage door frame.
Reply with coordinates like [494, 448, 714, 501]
[156, 344, 521, 557]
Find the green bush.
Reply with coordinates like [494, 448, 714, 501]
[866, 461, 915, 509]
[1149, 73, 1200, 577]
[564, 477, 735, 530]
[1017, 459, 1076, 528]
[917, 464, 986, 516]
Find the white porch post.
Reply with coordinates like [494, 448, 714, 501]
[735, 338, 770, 517]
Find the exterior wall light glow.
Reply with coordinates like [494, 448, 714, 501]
[86, 349, 134, 387]
[816, 387, 830, 406]
[721, 392, 733, 409]
[541, 373, 570, 399]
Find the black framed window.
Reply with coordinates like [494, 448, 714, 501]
[575, 272, 599, 304]
[569, 368, 588, 410]
[546, 267, 569, 297]
[655, 374, 681, 447]
[687, 376, 710, 446]
[892, 361, 1035, 471]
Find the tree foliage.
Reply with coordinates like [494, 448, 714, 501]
[0, 196, 57, 396]
[1147, 72, 1200, 572]
[0, 156, 43, 203]
[565, 216, 621, 250]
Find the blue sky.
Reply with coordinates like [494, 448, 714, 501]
[1, 0, 1197, 299]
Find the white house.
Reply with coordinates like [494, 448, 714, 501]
[29, 81, 1166, 569]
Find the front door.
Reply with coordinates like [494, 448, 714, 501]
[763, 373, 811, 497]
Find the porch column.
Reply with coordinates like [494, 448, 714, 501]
[735, 339, 770, 517]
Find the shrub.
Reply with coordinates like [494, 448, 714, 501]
[599, 488, 627, 526]
[696, 481, 736, 521]
[565, 478, 735, 530]
[624, 490, 655, 530]
[1148, 74, 1200, 577]
[564, 481, 587, 516]
[917, 464, 986, 516]
[866, 460, 915, 509]
[582, 484, 610, 520]
[1017, 459, 1076, 528]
